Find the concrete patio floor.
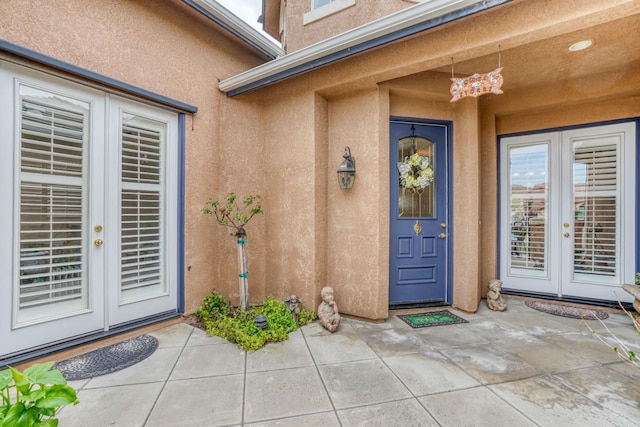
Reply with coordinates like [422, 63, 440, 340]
[56, 298, 640, 426]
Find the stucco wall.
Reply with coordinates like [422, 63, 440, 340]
[4, 0, 637, 326]
[257, 78, 326, 311]
[284, 0, 412, 52]
[0, 0, 268, 315]
[326, 89, 390, 320]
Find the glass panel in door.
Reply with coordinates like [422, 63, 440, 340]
[507, 144, 549, 276]
[398, 134, 435, 218]
[120, 114, 165, 303]
[571, 141, 618, 280]
[17, 87, 91, 325]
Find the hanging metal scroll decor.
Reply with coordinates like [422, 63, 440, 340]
[450, 47, 504, 102]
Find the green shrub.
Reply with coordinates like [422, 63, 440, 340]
[195, 290, 229, 322]
[196, 291, 317, 351]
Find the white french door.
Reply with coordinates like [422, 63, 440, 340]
[499, 122, 636, 303]
[0, 62, 178, 358]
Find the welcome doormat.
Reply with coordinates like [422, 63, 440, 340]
[53, 334, 158, 381]
[397, 310, 469, 328]
[524, 300, 609, 320]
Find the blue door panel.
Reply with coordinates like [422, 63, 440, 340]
[389, 118, 451, 306]
[397, 266, 437, 282]
[397, 236, 414, 257]
[419, 236, 437, 257]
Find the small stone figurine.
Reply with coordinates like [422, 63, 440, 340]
[318, 286, 340, 332]
[285, 294, 301, 325]
[486, 279, 507, 311]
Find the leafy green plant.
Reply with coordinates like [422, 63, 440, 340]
[0, 361, 78, 426]
[203, 193, 263, 311]
[194, 289, 229, 322]
[196, 291, 317, 351]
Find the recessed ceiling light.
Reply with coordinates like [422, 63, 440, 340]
[569, 40, 593, 52]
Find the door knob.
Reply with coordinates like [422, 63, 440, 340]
[563, 233, 570, 238]
[438, 233, 446, 239]
[94, 239, 104, 247]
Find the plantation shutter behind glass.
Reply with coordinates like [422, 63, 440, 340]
[572, 141, 618, 278]
[18, 88, 88, 319]
[120, 113, 164, 302]
[508, 144, 548, 274]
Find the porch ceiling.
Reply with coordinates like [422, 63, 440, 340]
[433, 13, 640, 93]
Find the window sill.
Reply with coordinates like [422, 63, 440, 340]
[303, 0, 356, 25]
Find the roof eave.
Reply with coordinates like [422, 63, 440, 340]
[183, 0, 284, 60]
[219, 0, 511, 96]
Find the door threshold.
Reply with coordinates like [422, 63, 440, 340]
[2, 311, 181, 368]
[501, 290, 633, 311]
[389, 301, 448, 311]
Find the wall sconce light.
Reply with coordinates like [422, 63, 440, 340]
[337, 146, 356, 190]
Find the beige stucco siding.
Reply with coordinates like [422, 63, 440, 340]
[326, 89, 390, 319]
[285, 0, 410, 52]
[2, 0, 638, 326]
[0, 0, 269, 315]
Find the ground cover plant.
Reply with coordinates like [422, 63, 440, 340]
[195, 291, 316, 351]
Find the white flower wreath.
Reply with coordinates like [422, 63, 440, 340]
[397, 153, 434, 192]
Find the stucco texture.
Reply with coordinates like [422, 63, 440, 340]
[232, 0, 639, 317]
[2, 0, 639, 326]
[0, 0, 268, 314]
[285, 0, 411, 52]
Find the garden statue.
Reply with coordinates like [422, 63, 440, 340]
[486, 279, 507, 311]
[318, 286, 340, 332]
[203, 193, 263, 311]
[285, 294, 301, 325]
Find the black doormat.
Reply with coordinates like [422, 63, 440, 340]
[525, 300, 609, 320]
[397, 310, 469, 328]
[53, 334, 158, 381]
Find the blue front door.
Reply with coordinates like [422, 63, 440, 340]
[389, 118, 451, 307]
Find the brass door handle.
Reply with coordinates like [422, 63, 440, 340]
[563, 233, 570, 238]
[94, 239, 104, 247]
[438, 233, 446, 239]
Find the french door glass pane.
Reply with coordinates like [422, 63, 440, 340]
[18, 86, 88, 323]
[120, 113, 164, 302]
[508, 144, 548, 273]
[397, 135, 435, 217]
[572, 141, 618, 277]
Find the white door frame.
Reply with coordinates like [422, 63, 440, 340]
[0, 62, 179, 358]
[499, 121, 636, 303]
